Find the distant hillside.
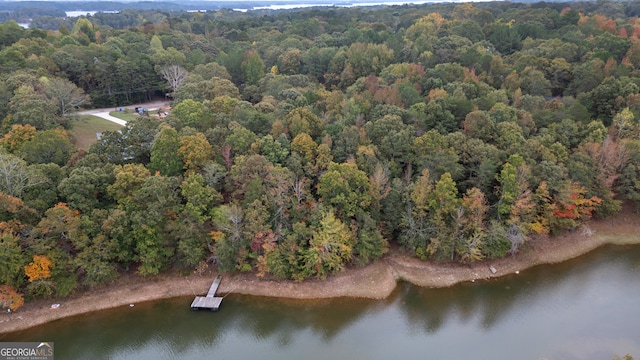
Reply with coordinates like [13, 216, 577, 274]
[0, 0, 604, 15]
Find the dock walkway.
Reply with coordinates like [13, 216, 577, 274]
[191, 275, 224, 311]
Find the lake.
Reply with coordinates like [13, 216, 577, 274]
[3, 245, 640, 360]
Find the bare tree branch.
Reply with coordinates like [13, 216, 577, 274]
[43, 78, 90, 117]
[0, 152, 45, 197]
[159, 65, 188, 95]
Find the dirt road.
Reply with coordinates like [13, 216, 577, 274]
[79, 101, 170, 125]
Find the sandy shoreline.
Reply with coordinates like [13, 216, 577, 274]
[1, 212, 639, 335]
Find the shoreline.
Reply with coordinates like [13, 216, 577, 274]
[1, 212, 639, 335]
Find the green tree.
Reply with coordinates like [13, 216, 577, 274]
[129, 175, 182, 276]
[519, 66, 551, 97]
[168, 209, 212, 271]
[73, 212, 119, 287]
[107, 163, 151, 208]
[612, 108, 640, 140]
[8, 85, 59, 130]
[20, 129, 75, 166]
[57, 165, 114, 214]
[256, 134, 289, 165]
[412, 100, 457, 134]
[426, 172, 460, 261]
[463, 110, 495, 142]
[89, 117, 160, 165]
[149, 126, 183, 176]
[284, 106, 323, 139]
[241, 50, 266, 86]
[213, 204, 249, 273]
[318, 162, 372, 220]
[341, 43, 395, 87]
[365, 114, 414, 176]
[495, 158, 521, 222]
[99, 209, 136, 265]
[21, 163, 62, 213]
[225, 121, 258, 156]
[617, 140, 640, 208]
[170, 99, 204, 129]
[0, 20, 25, 48]
[493, 122, 525, 154]
[413, 130, 463, 182]
[566, 59, 604, 96]
[149, 34, 164, 53]
[489, 22, 522, 55]
[29, 203, 87, 296]
[192, 62, 232, 81]
[153, 47, 187, 69]
[400, 169, 434, 257]
[302, 46, 338, 83]
[331, 125, 361, 163]
[304, 211, 354, 280]
[353, 213, 388, 266]
[71, 18, 95, 42]
[181, 173, 222, 221]
[593, 32, 631, 62]
[175, 77, 241, 104]
[589, 77, 638, 125]
[75, 236, 119, 287]
[0, 231, 27, 288]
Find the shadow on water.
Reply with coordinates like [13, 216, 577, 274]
[225, 294, 393, 344]
[5, 298, 231, 359]
[396, 244, 640, 333]
[4, 291, 391, 359]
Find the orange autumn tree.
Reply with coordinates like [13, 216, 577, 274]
[551, 184, 602, 232]
[0, 285, 24, 311]
[24, 255, 53, 282]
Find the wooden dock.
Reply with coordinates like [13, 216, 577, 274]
[191, 275, 224, 311]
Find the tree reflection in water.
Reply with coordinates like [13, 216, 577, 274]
[397, 244, 640, 332]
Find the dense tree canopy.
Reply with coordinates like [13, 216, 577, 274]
[2, 0, 640, 307]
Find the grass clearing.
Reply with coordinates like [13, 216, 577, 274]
[109, 110, 141, 122]
[71, 115, 123, 151]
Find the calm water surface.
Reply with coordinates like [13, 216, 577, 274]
[3, 245, 640, 360]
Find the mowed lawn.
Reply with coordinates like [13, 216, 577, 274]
[109, 110, 140, 122]
[71, 115, 123, 151]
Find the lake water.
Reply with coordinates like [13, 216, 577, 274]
[3, 245, 640, 360]
[65, 11, 120, 18]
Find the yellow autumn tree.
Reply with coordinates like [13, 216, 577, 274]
[304, 211, 354, 280]
[178, 132, 214, 175]
[0, 124, 36, 153]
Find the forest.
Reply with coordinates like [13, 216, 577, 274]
[1, 0, 640, 310]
